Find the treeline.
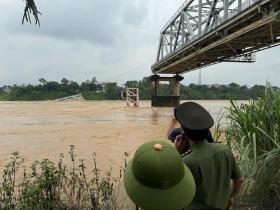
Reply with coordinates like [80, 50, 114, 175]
[0, 78, 120, 101]
[0, 77, 275, 101]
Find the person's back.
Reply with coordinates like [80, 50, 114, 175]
[173, 102, 243, 209]
[183, 140, 241, 209]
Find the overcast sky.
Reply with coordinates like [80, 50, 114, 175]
[0, 0, 279, 87]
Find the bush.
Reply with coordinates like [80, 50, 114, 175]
[0, 146, 127, 210]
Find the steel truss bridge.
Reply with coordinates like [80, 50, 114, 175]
[151, 0, 280, 74]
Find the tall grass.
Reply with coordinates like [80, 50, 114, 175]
[0, 146, 127, 210]
[225, 84, 280, 208]
[227, 84, 280, 156]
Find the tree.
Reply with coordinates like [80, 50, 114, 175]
[22, 0, 41, 26]
[104, 83, 120, 100]
[61, 78, 70, 85]
[38, 78, 47, 85]
[138, 77, 152, 100]
[91, 77, 97, 84]
[125, 80, 138, 88]
[80, 77, 98, 92]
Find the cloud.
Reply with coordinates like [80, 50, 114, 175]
[122, 1, 148, 26]
[0, 0, 280, 87]
[4, 0, 149, 46]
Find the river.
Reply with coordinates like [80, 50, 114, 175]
[0, 100, 243, 175]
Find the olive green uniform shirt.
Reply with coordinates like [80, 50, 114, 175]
[183, 140, 242, 210]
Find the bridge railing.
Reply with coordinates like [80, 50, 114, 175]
[223, 0, 261, 22]
[161, 0, 191, 33]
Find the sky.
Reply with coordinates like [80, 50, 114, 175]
[0, 0, 279, 87]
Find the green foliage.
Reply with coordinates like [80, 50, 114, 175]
[138, 77, 152, 100]
[180, 83, 266, 100]
[22, 0, 41, 26]
[124, 80, 138, 88]
[82, 91, 107, 100]
[225, 84, 280, 207]
[157, 81, 174, 96]
[104, 83, 121, 100]
[0, 146, 125, 210]
[226, 84, 280, 156]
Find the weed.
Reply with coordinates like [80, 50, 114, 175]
[0, 147, 125, 210]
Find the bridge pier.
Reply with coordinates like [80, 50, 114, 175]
[174, 79, 180, 97]
[150, 74, 184, 107]
[151, 78, 158, 97]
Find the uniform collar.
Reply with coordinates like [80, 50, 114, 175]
[190, 139, 209, 150]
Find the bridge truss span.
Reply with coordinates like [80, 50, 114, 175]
[152, 0, 280, 74]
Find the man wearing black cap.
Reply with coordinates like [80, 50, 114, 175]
[174, 102, 244, 210]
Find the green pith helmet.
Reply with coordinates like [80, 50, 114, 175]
[124, 141, 196, 210]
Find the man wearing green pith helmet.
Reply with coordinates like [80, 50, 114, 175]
[104, 140, 196, 210]
[124, 140, 196, 210]
[174, 102, 244, 210]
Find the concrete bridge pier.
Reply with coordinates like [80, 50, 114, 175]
[174, 78, 180, 97]
[150, 74, 184, 107]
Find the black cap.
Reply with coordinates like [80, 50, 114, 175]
[175, 102, 214, 130]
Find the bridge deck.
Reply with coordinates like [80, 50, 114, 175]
[152, 0, 280, 74]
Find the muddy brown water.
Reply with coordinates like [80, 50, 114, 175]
[0, 100, 244, 176]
